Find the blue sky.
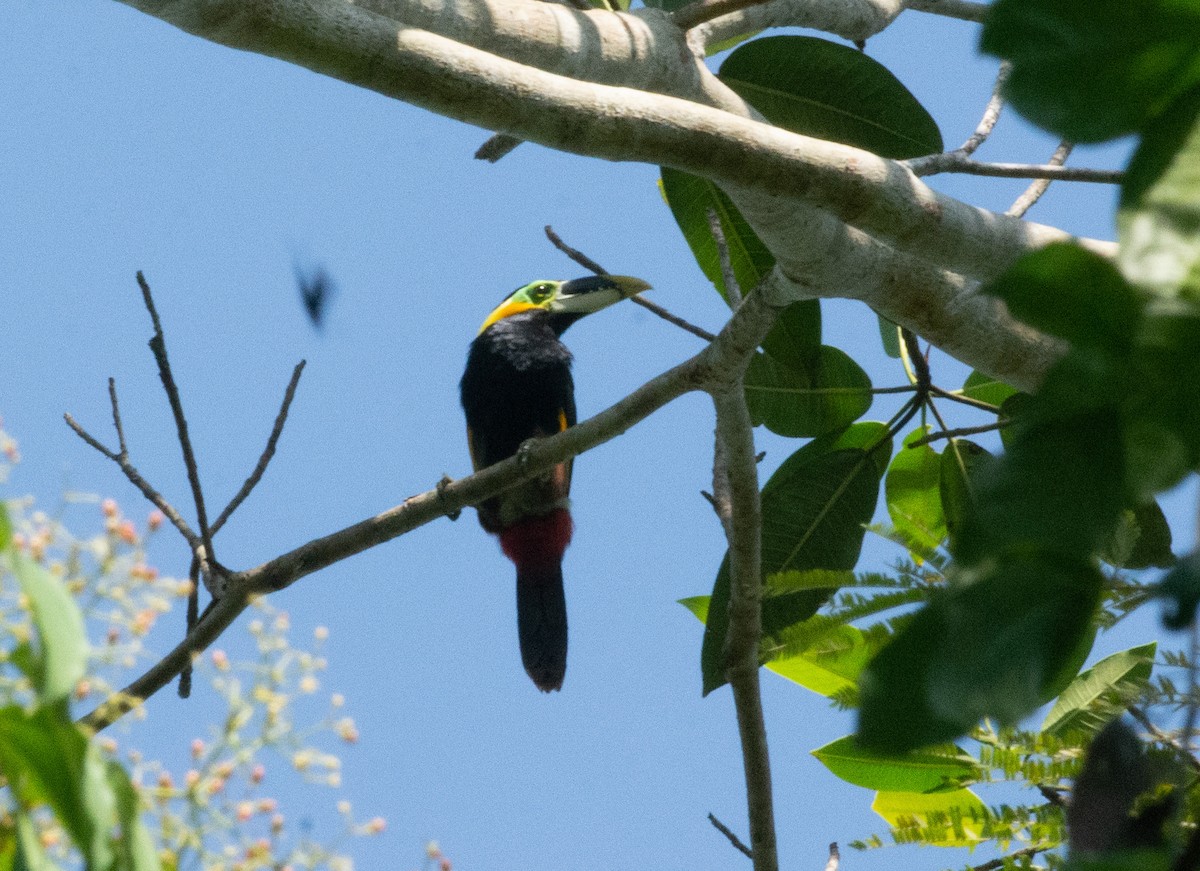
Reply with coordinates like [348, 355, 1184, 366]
[1, 3, 1185, 869]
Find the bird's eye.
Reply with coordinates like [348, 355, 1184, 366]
[532, 283, 553, 300]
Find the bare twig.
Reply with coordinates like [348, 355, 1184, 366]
[210, 361, 307, 536]
[824, 843, 840, 871]
[911, 157, 1120, 183]
[475, 133, 523, 162]
[967, 846, 1049, 871]
[908, 419, 1010, 447]
[1007, 141, 1074, 218]
[708, 813, 753, 860]
[107, 378, 128, 456]
[136, 272, 218, 586]
[1037, 784, 1067, 808]
[1128, 705, 1200, 772]
[81, 278, 784, 732]
[707, 208, 741, 307]
[64, 413, 201, 549]
[544, 225, 718, 342]
[929, 385, 1003, 414]
[904, 0, 990, 23]
[959, 62, 1010, 157]
[671, 0, 774, 31]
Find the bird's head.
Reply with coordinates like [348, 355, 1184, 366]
[477, 275, 651, 336]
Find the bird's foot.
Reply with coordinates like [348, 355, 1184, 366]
[436, 474, 461, 520]
[516, 438, 538, 467]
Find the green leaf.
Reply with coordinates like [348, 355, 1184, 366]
[760, 300, 821, 371]
[108, 759, 163, 871]
[0, 704, 115, 870]
[961, 371, 1018, 408]
[981, 0, 1200, 142]
[678, 596, 710, 623]
[886, 427, 947, 554]
[0, 502, 12, 552]
[700, 423, 892, 695]
[985, 243, 1144, 353]
[4, 553, 87, 703]
[1041, 643, 1157, 739]
[745, 346, 872, 437]
[659, 167, 780, 303]
[858, 554, 1102, 752]
[14, 811, 54, 871]
[937, 439, 992, 550]
[871, 787, 988, 847]
[813, 735, 975, 793]
[766, 623, 870, 697]
[718, 36, 942, 158]
[1102, 501, 1175, 569]
[877, 316, 901, 358]
[1119, 87, 1200, 299]
[954, 409, 1126, 565]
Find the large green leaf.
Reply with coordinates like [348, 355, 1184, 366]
[745, 345, 872, 437]
[659, 168, 823, 373]
[718, 36, 942, 158]
[108, 759, 163, 871]
[871, 788, 988, 847]
[886, 427, 946, 554]
[982, 0, 1200, 142]
[960, 371, 1018, 409]
[4, 553, 87, 703]
[858, 554, 1102, 752]
[700, 423, 891, 694]
[1119, 87, 1200, 299]
[0, 705, 115, 871]
[766, 622, 870, 697]
[953, 409, 1126, 566]
[985, 243, 1144, 354]
[1101, 501, 1174, 569]
[938, 439, 992, 550]
[813, 735, 975, 793]
[1041, 643, 1157, 739]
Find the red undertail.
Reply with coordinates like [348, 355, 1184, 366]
[500, 509, 573, 692]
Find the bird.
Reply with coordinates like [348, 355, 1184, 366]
[460, 274, 651, 691]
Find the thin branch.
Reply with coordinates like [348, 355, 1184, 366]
[913, 157, 1121, 183]
[904, 0, 989, 23]
[1128, 705, 1200, 772]
[1007, 141, 1074, 218]
[707, 207, 741, 307]
[136, 272, 218, 583]
[107, 378, 128, 456]
[929, 385, 1003, 414]
[81, 278, 784, 732]
[708, 813, 753, 860]
[210, 361, 307, 536]
[671, 0, 775, 31]
[908, 419, 1010, 448]
[544, 225, 719, 342]
[958, 62, 1010, 157]
[967, 846, 1049, 871]
[63, 413, 201, 549]
[824, 843, 839, 871]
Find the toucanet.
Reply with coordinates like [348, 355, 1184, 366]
[460, 274, 651, 691]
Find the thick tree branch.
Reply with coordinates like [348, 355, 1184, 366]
[903, 0, 989, 22]
[114, 0, 1110, 391]
[81, 278, 783, 731]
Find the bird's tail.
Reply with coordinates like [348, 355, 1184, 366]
[516, 563, 568, 692]
[500, 508, 573, 692]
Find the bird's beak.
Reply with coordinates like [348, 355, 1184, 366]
[551, 275, 651, 315]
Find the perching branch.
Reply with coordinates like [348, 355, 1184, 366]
[80, 275, 784, 732]
[115, 0, 1109, 391]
